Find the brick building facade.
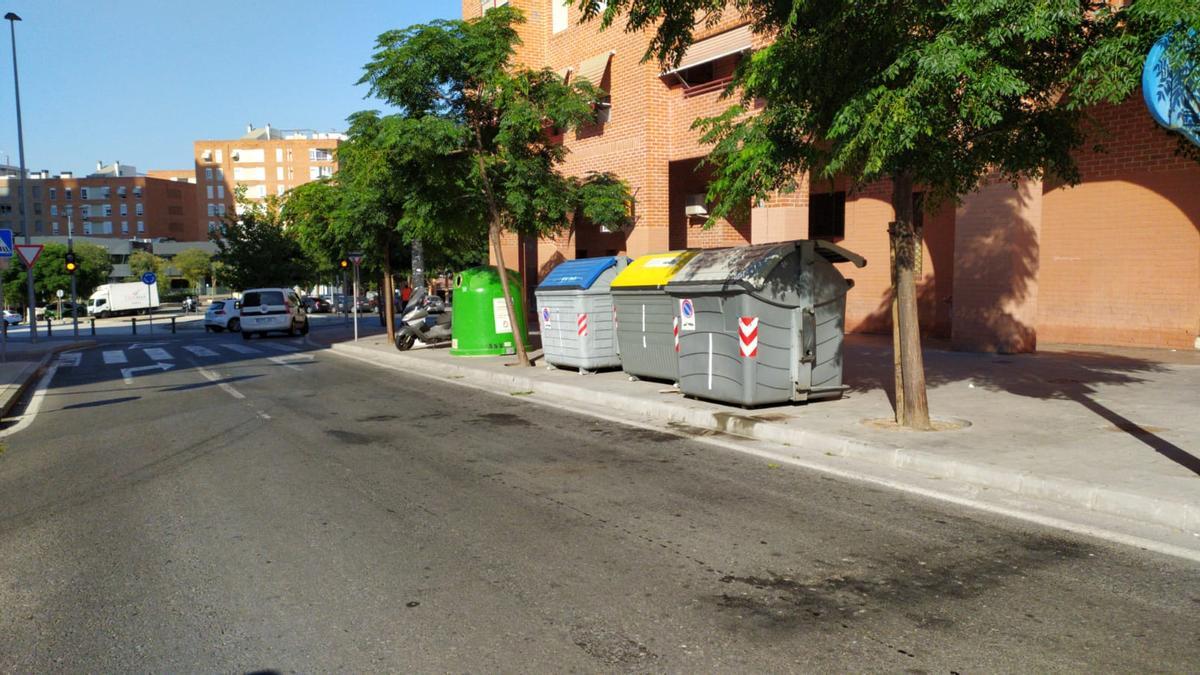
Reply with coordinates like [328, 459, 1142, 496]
[0, 166, 201, 241]
[464, 0, 1199, 351]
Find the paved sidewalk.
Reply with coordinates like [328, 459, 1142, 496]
[0, 339, 95, 418]
[326, 332, 1200, 550]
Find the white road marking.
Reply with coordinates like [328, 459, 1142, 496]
[182, 345, 219, 357]
[198, 367, 245, 399]
[56, 352, 82, 367]
[0, 364, 58, 438]
[121, 362, 174, 385]
[102, 350, 128, 365]
[143, 347, 173, 361]
[219, 343, 262, 355]
[268, 353, 314, 371]
[260, 342, 299, 353]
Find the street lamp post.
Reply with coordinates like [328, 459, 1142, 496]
[5, 12, 36, 341]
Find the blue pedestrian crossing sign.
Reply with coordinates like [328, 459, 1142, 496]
[141, 271, 157, 285]
[0, 228, 12, 258]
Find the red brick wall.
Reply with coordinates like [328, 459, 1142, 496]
[1039, 96, 1200, 348]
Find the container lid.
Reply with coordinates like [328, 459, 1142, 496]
[611, 250, 700, 289]
[537, 256, 625, 291]
[668, 240, 865, 292]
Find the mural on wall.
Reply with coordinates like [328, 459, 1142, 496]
[1143, 28, 1200, 148]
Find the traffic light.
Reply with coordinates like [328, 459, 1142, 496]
[65, 251, 78, 274]
[338, 258, 350, 270]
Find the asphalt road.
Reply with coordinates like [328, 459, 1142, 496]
[1, 329, 1198, 672]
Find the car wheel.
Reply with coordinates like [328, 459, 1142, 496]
[242, 329, 252, 340]
[287, 321, 297, 337]
[228, 318, 240, 333]
[299, 320, 309, 336]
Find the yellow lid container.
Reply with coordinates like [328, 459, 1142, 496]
[611, 250, 700, 290]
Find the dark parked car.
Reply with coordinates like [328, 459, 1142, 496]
[302, 296, 332, 313]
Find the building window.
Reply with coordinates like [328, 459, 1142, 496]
[136, 220, 144, 233]
[83, 220, 92, 235]
[201, 149, 213, 162]
[205, 167, 213, 181]
[33, 202, 41, 215]
[277, 185, 285, 196]
[34, 220, 42, 232]
[216, 204, 226, 216]
[50, 205, 58, 217]
[207, 204, 216, 217]
[553, 0, 568, 32]
[31, 185, 40, 199]
[206, 185, 214, 199]
[309, 148, 334, 162]
[215, 168, 224, 181]
[81, 204, 91, 218]
[217, 185, 225, 199]
[65, 188, 72, 200]
[287, 167, 294, 180]
[0, 204, 9, 214]
[286, 148, 293, 162]
[121, 221, 129, 234]
[135, 203, 143, 216]
[80, 187, 89, 199]
[52, 221, 59, 234]
[309, 165, 333, 180]
[118, 186, 127, 198]
[481, 0, 509, 12]
[808, 191, 846, 240]
[208, 220, 218, 231]
[276, 166, 284, 180]
[103, 204, 113, 217]
[65, 205, 73, 216]
[216, 149, 223, 163]
[49, 187, 56, 200]
[120, 203, 128, 216]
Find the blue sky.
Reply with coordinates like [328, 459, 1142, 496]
[0, 0, 461, 176]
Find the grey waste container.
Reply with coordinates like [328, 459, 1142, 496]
[535, 256, 629, 372]
[665, 240, 866, 406]
[610, 250, 701, 382]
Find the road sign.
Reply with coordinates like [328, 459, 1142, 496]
[348, 251, 364, 266]
[56, 289, 64, 298]
[141, 271, 157, 285]
[0, 228, 12, 258]
[15, 244, 42, 267]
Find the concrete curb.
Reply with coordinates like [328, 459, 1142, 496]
[0, 341, 96, 419]
[328, 340, 1200, 536]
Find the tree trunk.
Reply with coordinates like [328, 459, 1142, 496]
[890, 171, 932, 430]
[473, 123, 530, 367]
[383, 243, 396, 344]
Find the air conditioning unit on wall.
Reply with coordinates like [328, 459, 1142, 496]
[685, 193, 708, 218]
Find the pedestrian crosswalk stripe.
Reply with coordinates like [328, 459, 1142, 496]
[219, 343, 262, 355]
[102, 350, 128, 365]
[182, 345, 219, 357]
[143, 347, 173, 361]
[56, 352, 81, 367]
[260, 342, 299, 353]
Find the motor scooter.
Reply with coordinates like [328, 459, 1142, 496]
[394, 292, 452, 351]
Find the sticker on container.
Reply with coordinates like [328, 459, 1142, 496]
[679, 298, 696, 331]
[738, 316, 759, 358]
[541, 307, 552, 329]
[493, 297, 512, 333]
[643, 256, 679, 268]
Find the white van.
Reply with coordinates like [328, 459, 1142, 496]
[238, 288, 309, 339]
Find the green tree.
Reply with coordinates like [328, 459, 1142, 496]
[1, 242, 111, 311]
[585, 0, 1200, 428]
[128, 250, 169, 295]
[172, 248, 213, 294]
[212, 191, 315, 291]
[359, 5, 632, 365]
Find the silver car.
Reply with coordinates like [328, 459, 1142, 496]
[238, 288, 308, 339]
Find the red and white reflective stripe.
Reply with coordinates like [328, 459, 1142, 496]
[738, 316, 759, 358]
[672, 317, 679, 352]
[577, 312, 588, 337]
[612, 307, 618, 330]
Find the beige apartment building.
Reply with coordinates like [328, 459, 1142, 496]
[192, 124, 346, 233]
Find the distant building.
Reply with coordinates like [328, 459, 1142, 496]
[192, 124, 346, 233]
[0, 162, 202, 242]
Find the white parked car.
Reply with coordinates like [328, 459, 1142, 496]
[204, 299, 241, 333]
[2, 309, 22, 326]
[238, 288, 308, 339]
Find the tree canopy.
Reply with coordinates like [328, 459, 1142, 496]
[358, 5, 633, 364]
[211, 192, 315, 291]
[172, 248, 213, 291]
